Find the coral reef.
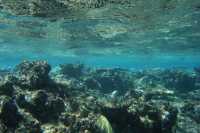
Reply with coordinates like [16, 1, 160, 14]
[0, 60, 199, 132]
[15, 60, 51, 89]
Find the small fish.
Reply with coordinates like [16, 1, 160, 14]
[109, 90, 118, 98]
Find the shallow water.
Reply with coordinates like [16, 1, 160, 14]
[0, 1, 200, 133]
[0, 0, 200, 69]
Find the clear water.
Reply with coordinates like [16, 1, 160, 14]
[0, 1, 200, 133]
[0, 1, 200, 69]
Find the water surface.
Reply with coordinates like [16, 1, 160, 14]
[0, 1, 200, 69]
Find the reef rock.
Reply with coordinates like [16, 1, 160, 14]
[70, 113, 99, 133]
[0, 79, 14, 96]
[16, 111, 42, 133]
[19, 90, 65, 122]
[161, 70, 197, 92]
[60, 63, 84, 78]
[84, 68, 134, 93]
[100, 99, 178, 133]
[0, 96, 22, 129]
[176, 115, 200, 133]
[134, 69, 198, 93]
[15, 60, 51, 89]
[181, 102, 200, 124]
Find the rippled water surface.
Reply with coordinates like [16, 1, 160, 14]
[0, 0, 200, 68]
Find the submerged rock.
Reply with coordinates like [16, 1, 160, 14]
[176, 115, 200, 133]
[0, 79, 14, 96]
[0, 96, 22, 129]
[181, 102, 200, 124]
[41, 123, 69, 133]
[20, 90, 65, 122]
[84, 68, 134, 93]
[100, 99, 178, 133]
[15, 60, 51, 89]
[60, 64, 84, 78]
[70, 113, 99, 133]
[134, 69, 198, 93]
[162, 70, 197, 92]
[16, 111, 42, 133]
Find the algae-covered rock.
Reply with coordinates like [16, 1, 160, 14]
[31, 91, 64, 122]
[41, 123, 69, 133]
[16, 111, 42, 133]
[60, 63, 84, 78]
[0, 96, 22, 129]
[84, 68, 133, 93]
[176, 115, 200, 133]
[100, 99, 178, 133]
[162, 70, 197, 92]
[19, 90, 65, 123]
[15, 60, 51, 89]
[70, 114, 98, 133]
[134, 69, 198, 93]
[96, 115, 113, 133]
[181, 102, 200, 123]
[0, 80, 14, 96]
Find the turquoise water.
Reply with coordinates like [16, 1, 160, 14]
[0, 1, 200, 69]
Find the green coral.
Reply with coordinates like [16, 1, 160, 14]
[96, 115, 113, 133]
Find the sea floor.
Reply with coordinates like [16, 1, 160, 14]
[0, 60, 200, 133]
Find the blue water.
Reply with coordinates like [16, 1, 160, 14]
[0, 4, 200, 69]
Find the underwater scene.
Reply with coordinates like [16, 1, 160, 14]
[0, 0, 200, 133]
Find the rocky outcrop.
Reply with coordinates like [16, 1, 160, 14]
[83, 68, 134, 93]
[0, 96, 22, 129]
[60, 63, 84, 78]
[0, 80, 14, 96]
[17, 90, 65, 122]
[15, 60, 51, 89]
